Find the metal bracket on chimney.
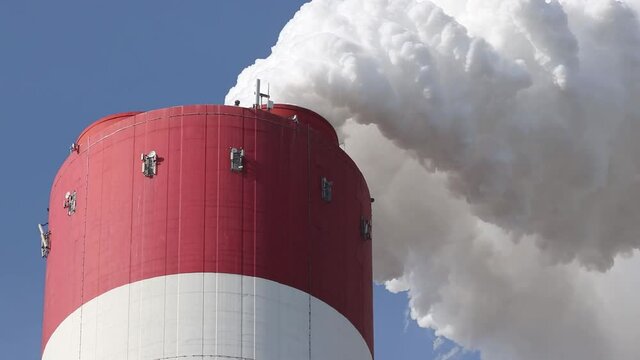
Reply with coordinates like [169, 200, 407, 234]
[321, 177, 333, 202]
[141, 151, 158, 177]
[230, 148, 245, 172]
[38, 223, 51, 258]
[361, 217, 372, 240]
[63, 191, 77, 216]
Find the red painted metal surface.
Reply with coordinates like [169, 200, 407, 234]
[42, 104, 373, 354]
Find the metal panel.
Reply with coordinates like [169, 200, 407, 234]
[203, 105, 221, 273]
[165, 107, 183, 276]
[176, 273, 204, 355]
[42, 140, 87, 352]
[177, 107, 207, 274]
[217, 108, 245, 276]
[97, 120, 134, 296]
[140, 110, 171, 280]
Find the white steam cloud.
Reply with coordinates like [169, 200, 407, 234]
[226, 1, 640, 359]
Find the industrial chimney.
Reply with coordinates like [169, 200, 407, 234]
[41, 103, 373, 359]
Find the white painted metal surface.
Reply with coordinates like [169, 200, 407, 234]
[42, 273, 372, 360]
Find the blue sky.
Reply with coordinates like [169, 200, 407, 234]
[0, 1, 477, 359]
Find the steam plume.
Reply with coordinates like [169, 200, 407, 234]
[227, 1, 640, 359]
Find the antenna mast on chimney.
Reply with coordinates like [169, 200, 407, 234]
[254, 79, 274, 110]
